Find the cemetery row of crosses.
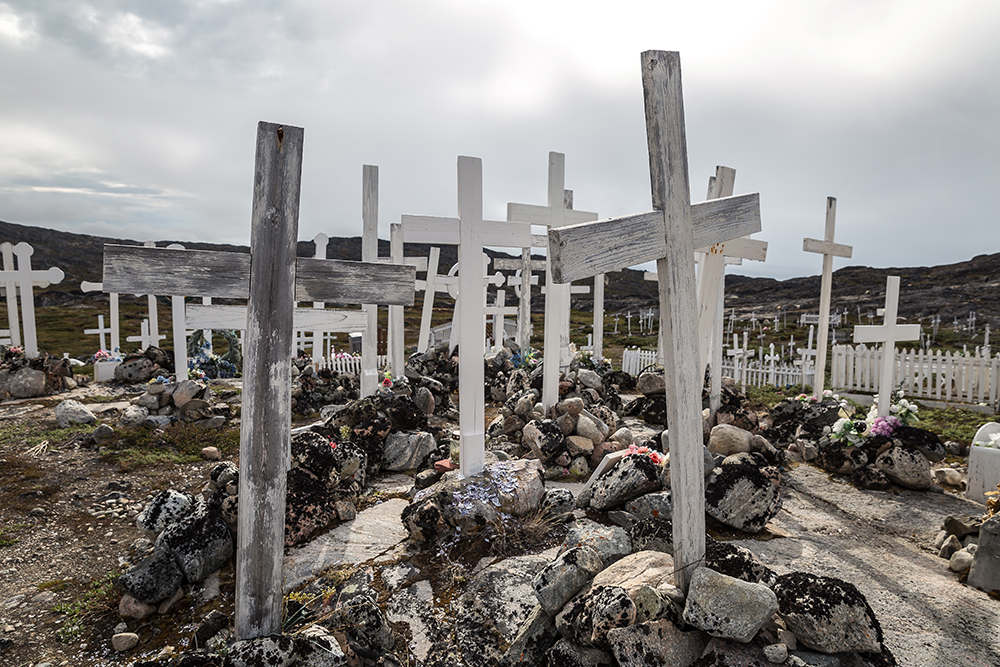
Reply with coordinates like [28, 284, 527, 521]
[4, 51, 1000, 667]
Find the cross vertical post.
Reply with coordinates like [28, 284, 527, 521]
[415, 247, 441, 353]
[236, 122, 303, 639]
[2, 243, 21, 346]
[852, 276, 920, 417]
[388, 223, 405, 376]
[803, 197, 852, 399]
[361, 165, 379, 396]
[311, 233, 329, 363]
[593, 274, 605, 360]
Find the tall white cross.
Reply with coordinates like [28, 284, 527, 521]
[402, 157, 531, 477]
[81, 280, 121, 354]
[0, 243, 64, 357]
[493, 252, 545, 351]
[383, 223, 430, 375]
[547, 51, 761, 591]
[507, 152, 598, 412]
[803, 197, 853, 399]
[308, 232, 329, 364]
[853, 276, 920, 417]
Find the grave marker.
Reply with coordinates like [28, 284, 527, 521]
[852, 276, 921, 417]
[402, 156, 531, 477]
[797, 324, 816, 390]
[81, 281, 121, 353]
[0, 243, 65, 357]
[102, 122, 415, 639]
[84, 315, 111, 351]
[508, 152, 598, 411]
[494, 253, 545, 351]
[803, 197, 853, 399]
[547, 51, 761, 591]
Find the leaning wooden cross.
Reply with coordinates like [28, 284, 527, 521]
[401, 156, 531, 477]
[548, 51, 761, 591]
[852, 276, 920, 418]
[803, 197, 852, 399]
[102, 122, 416, 639]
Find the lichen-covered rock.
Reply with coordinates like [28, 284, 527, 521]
[379, 392, 428, 432]
[383, 431, 436, 472]
[457, 553, 552, 665]
[695, 637, 774, 666]
[607, 619, 708, 667]
[290, 431, 340, 489]
[54, 399, 97, 428]
[546, 638, 616, 666]
[319, 585, 395, 656]
[851, 466, 891, 491]
[540, 487, 576, 521]
[117, 547, 184, 604]
[533, 546, 605, 613]
[625, 491, 672, 522]
[136, 490, 196, 539]
[636, 372, 665, 396]
[561, 520, 631, 568]
[683, 567, 777, 643]
[522, 419, 567, 463]
[627, 516, 674, 554]
[875, 446, 932, 490]
[155, 508, 233, 583]
[329, 396, 378, 431]
[499, 604, 559, 667]
[773, 571, 883, 654]
[590, 454, 663, 511]
[704, 539, 776, 587]
[556, 585, 637, 647]
[225, 634, 300, 667]
[284, 467, 343, 547]
[704, 457, 781, 533]
[894, 425, 946, 462]
[351, 416, 393, 475]
[114, 357, 156, 384]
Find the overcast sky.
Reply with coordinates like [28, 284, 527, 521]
[1, 0, 997, 282]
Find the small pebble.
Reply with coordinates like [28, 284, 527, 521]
[764, 643, 788, 663]
[201, 446, 221, 460]
[111, 632, 139, 652]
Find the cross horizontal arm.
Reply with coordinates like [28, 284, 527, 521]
[187, 304, 368, 332]
[548, 193, 760, 283]
[103, 245, 415, 306]
[401, 215, 532, 248]
[506, 202, 599, 226]
[699, 236, 768, 262]
[492, 258, 547, 272]
[803, 238, 852, 258]
[853, 323, 921, 344]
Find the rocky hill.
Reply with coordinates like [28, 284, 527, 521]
[1, 219, 997, 327]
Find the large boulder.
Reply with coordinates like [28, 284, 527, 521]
[704, 457, 781, 533]
[875, 446, 932, 490]
[155, 508, 233, 583]
[682, 567, 777, 643]
[382, 431, 436, 472]
[136, 490, 196, 539]
[773, 571, 884, 654]
[590, 454, 663, 511]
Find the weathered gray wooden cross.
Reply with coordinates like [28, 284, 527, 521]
[548, 51, 761, 591]
[402, 156, 531, 477]
[852, 276, 920, 417]
[803, 197, 853, 399]
[508, 152, 598, 411]
[102, 123, 416, 640]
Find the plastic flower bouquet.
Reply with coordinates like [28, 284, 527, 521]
[830, 417, 868, 445]
[625, 443, 665, 465]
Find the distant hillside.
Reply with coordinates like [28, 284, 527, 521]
[0, 219, 996, 327]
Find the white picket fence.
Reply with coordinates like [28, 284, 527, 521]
[621, 346, 812, 388]
[316, 353, 388, 375]
[831, 344, 1000, 407]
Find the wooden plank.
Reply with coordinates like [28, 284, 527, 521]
[295, 258, 414, 306]
[506, 202, 599, 226]
[236, 120, 302, 640]
[187, 304, 367, 332]
[706, 236, 768, 262]
[803, 237, 853, 258]
[104, 245, 251, 298]
[547, 193, 760, 283]
[401, 215, 531, 248]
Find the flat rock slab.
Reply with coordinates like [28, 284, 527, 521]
[733, 462, 1000, 666]
[284, 497, 409, 591]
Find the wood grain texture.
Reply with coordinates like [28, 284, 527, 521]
[294, 258, 414, 306]
[103, 245, 251, 298]
[401, 215, 531, 248]
[236, 121, 302, 640]
[642, 50, 704, 593]
[802, 237, 852, 258]
[547, 193, 759, 284]
[187, 304, 367, 331]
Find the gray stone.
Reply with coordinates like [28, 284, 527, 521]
[120, 404, 150, 427]
[950, 547, 976, 572]
[708, 424, 754, 457]
[968, 514, 1000, 593]
[683, 567, 777, 643]
[939, 534, 962, 559]
[944, 514, 982, 538]
[155, 509, 234, 583]
[383, 431, 436, 472]
[298, 625, 348, 666]
[875, 446, 931, 490]
[561, 520, 631, 568]
[135, 392, 160, 411]
[773, 571, 882, 654]
[540, 487, 576, 521]
[576, 414, 605, 445]
[546, 638, 615, 666]
[609, 427, 633, 445]
[136, 490, 195, 538]
[636, 371, 665, 396]
[705, 457, 781, 533]
[117, 547, 184, 604]
[226, 635, 299, 667]
[6, 368, 46, 398]
[118, 594, 156, 620]
[625, 491, 672, 522]
[789, 649, 841, 666]
[934, 467, 963, 486]
[578, 369, 603, 390]
[567, 434, 595, 457]
[111, 632, 139, 652]
[54, 399, 97, 428]
[172, 379, 206, 407]
[114, 357, 156, 383]
[590, 453, 662, 511]
[499, 604, 558, 666]
[764, 643, 788, 663]
[555, 585, 636, 647]
[533, 546, 605, 612]
[557, 396, 586, 417]
[413, 386, 435, 415]
[607, 620, 708, 667]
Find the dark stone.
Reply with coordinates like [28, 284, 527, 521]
[704, 538, 776, 586]
[192, 609, 228, 649]
[627, 516, 674, 554]
[118, 547, 184, 604]
[284, 467, 340, 547]
[379, 392, 428, 432]
[944, 514, 983, 538]
[704, 458, 781, 533]
[852, 466, 891, 491]
[590, 454, 663, 511]
[894, 426, 946, 462]
[290, 431, 340, 489]
[352, 416, 393, 475]
[415, 469, 442, 490]
[602, 370, 637, 392]
[155, 508, 234, 583]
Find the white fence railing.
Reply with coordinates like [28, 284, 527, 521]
[831, 344, 1000, 407]
[316, 354, 388, 375]
[621, 346, 813, 389]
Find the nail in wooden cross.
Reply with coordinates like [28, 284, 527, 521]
[852, 276, 920, 417]
[401, 156, 531, 477]
[803, 197, 853, 399]
[548, 51, 761, 591]
[102, 122, 415, 639]
[508, 152, 598, 411]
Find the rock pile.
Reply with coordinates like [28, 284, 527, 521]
[117, 378, 228, 428]
[0, 345, 79, 398]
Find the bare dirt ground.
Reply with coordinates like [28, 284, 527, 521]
[1, 386, 998, 667]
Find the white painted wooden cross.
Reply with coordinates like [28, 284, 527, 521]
[727, 332, 750, 386]
[382, 222, 430, 375]
[84, 315, 111, 351]
[803, 197, 853, 399]
[402, 156, 531, 478]
[81, 281, 121, 354]
[0, 242, 64, 357]
[493, 251, 545, 351]
[852, 275, 920, 417]
[547, 51, 761, 591]
[507, 152, 598, 412]
[765, 342, 780, 386]
[414, 246, 442, 354]
[442, 257, 508, 352]
[102, 123, 415, 640]
[797, 324, 816, 390]
[125, 319, 167, 350]
[485, 289, 518, 351]
[307, 232, 329, 364]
